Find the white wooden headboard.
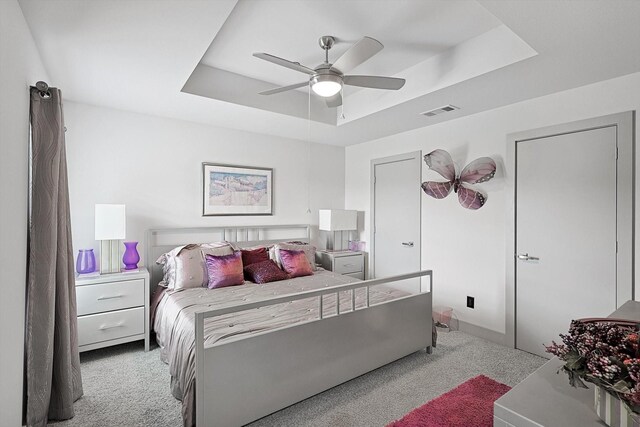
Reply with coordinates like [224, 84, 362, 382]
[145, 224, 311, 292]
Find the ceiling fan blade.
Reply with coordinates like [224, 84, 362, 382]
[259, 81, 309, 96]
[325, 92, 342, 108]
[253, 53, 315, 75]
[330, 36, 383, 74]
[343, 75, 405, 90]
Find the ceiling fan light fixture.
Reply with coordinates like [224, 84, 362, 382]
[311, 74, 342, 97]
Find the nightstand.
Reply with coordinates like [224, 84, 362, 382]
[316, 251, 365, 279]
[75, 268, 150, 352]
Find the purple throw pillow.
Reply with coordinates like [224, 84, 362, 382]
[243, 259, 289, 284]
[205, 251, 244, 289]
[278, 249, 313, 278]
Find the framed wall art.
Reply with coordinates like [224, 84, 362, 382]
[202, 163, 273, 216]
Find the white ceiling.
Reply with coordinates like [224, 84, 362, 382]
[191, 0, 533, 126]
[18, 0, 640, 146]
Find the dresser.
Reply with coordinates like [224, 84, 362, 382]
[316, 250, 365, 279]
[75, 268, 150, 352]
[494, 300, 640, 426]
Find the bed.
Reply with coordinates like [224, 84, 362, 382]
[147, 225, 433, 427]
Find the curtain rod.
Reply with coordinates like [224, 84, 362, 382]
[31, 81, 51, 99]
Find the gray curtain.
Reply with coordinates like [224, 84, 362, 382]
[25, 87, 82, 426]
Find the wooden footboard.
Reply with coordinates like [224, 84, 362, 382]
[194, 270, 433, 427]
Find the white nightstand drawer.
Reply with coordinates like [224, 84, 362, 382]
[334, 256, 363, 275]
[76, 279, 144, 316]
[78, 307, 144, 347]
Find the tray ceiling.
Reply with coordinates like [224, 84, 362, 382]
[18, 0, 640, 146]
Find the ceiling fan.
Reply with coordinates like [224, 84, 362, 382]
[253, 36, 406, 108]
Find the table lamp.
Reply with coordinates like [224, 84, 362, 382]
[319, 209, 357, 251]
[95, 204, 126, 274]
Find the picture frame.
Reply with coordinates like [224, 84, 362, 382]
[202, 163, 273, 216]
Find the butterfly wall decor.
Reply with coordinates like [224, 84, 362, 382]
[421, 149, 496, 210]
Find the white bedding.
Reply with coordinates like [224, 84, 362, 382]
[153, 269, 409, 426]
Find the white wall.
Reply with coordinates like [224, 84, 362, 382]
[64, 102, 345, 261]
[345, 72, 640, 337]
[0, 1, 49, 425]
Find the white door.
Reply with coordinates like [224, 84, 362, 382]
[372, 152, 421, 292]
[516, 126, 617, 358]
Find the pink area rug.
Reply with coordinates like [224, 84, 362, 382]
[387, 375, 511, 427]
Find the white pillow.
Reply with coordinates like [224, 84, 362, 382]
[156, 242, 235, 289]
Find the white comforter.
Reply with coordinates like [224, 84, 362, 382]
[153, 270, 407, 426]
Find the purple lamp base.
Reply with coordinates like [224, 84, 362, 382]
[122, 241, 140, 270]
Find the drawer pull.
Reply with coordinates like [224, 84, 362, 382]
[99, 322, 124, 330]
[343, 264, 355, 267]
[97, 295, 123, 301]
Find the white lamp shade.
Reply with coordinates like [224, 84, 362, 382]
[319, 209, 357, 231]
[95, 204, 126, 240]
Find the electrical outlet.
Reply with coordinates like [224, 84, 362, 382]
[467, 296, 475, 309]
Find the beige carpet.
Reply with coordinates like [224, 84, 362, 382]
[51, 331, 545, 427]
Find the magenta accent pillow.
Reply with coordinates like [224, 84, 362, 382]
[205, 251, 244, 289]
[278, 249, 313, 278]
[243, 260, 289, 284]
[241, 247, 269, 267]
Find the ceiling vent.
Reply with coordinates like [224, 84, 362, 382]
[420, 105, 459, 117]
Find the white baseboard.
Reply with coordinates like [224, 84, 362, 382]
[457, 319, 507, 346]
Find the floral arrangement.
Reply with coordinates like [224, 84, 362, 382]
[546, 319, 640, 412]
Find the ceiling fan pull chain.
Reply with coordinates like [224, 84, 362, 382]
[340, 87, 346, 120]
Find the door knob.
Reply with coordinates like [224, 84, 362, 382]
[402, 242, 414, 247]
[517, 253, 539, 261]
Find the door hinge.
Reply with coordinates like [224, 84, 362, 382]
[616, 241, 619, 253]
[616, 146, 619, 160]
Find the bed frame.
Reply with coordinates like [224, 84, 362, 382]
[146, 225, 433, 427]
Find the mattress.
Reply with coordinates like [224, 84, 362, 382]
[153, 269, 409, 426]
